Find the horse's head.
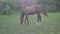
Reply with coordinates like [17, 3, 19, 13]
[35, 5, 48, 17]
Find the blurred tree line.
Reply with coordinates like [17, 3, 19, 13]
[0, 0, 60, 15]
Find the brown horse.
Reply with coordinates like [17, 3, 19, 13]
[20, 5, 48, 25]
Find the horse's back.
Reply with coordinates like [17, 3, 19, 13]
[23, 5, 37, 14]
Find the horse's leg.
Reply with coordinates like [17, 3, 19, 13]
[20, 13, 24, 24]
[25, 15, 27, 24]
[24, 15, 29, 24]
[26, 15, 29, 24]
[36, 13, 41, 25]
[39, 14, 41, 22]
[38, 13, 41, 25]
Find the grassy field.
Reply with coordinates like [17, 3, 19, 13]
[0, 12, 60, 34]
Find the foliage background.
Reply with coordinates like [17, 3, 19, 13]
[0, 0, 60, 15]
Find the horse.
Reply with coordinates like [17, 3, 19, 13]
[20, 5, 48, 25]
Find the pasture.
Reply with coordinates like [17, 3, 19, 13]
[0, 12, 60, 34]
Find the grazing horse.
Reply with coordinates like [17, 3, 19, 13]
[20, 5, 48, 25]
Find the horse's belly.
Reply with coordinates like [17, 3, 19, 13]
[25, 10, 36, 15]
[24, 9, 36, 15]
[25, 8, 36, 13]
[27, 11, 37, 15]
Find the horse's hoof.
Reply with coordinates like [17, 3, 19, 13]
[36, 22, 41, 26]
[36, 22, 38, 26]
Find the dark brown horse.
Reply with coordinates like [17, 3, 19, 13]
[20, 5, 48, 25]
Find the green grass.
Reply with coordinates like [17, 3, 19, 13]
[0, 12, 60, 34]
